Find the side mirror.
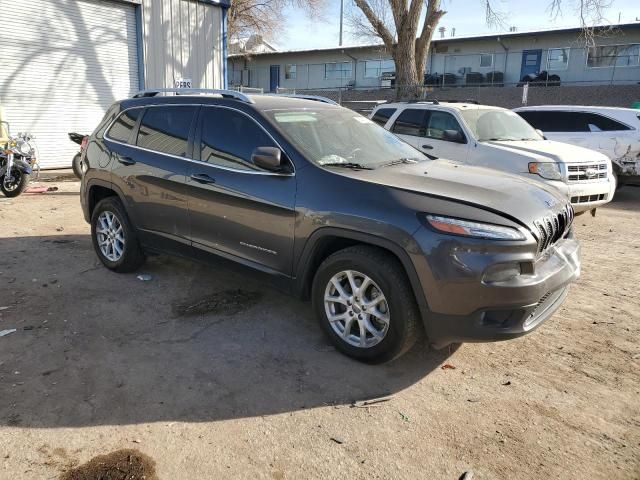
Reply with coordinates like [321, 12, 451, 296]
[252, 146, 284, 172]
[535, 129, 547, 140]
[443, 129, 465, 143]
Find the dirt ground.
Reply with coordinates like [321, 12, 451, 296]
[0, 176, 638, 480]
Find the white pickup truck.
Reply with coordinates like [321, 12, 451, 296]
[370, 101, 615, 213]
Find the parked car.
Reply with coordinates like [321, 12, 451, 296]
[81, 90, 581, 363]
[514, 105, 640, 188]
[371, 101, 615, 214]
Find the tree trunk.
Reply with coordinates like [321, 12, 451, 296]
[394, 26, 420, 99]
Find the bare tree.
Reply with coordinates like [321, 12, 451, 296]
[348, 0, 613, 98]
[228, 0, 325, 46]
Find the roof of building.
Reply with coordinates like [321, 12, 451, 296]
[229, 22, 640, 58]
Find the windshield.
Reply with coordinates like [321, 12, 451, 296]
[265, 108, 426, 169]
[460, 108, 542, 142]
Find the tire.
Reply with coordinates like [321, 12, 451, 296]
[1, 169, 30, 197]
[72, 153, 82, 179]
[90, 197, 145, 273]
[312, 245, 422, 363]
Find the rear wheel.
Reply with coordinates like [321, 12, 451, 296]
[91, 197, 145, 273]
[1, 168, 30, 197]
[312, 246, 422, 363]
[72, 153, 82, 179]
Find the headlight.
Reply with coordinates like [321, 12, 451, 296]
[17, 141, 32, 156]
[528, 162, 562, 180]
[425, 215, 526, 240]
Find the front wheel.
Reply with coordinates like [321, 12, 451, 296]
[312, 246, 422, 363]
[1, 169, 30, 197]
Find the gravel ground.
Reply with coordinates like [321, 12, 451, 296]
[0, 179, 638, 480]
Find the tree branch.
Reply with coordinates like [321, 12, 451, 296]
[353, 0, 396, 50]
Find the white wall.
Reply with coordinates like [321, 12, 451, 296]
[141, 0, 225, 89]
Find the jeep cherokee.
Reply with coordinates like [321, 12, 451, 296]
[80, 89, 581, 363]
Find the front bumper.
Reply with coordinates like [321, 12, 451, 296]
[411, 229, 581, 348]
[549, 179, 613, 213]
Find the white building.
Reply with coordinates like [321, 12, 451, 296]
[229, 23, 640, 92]
[1, 0, 229, 169]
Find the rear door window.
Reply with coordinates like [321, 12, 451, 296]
[136, 106, 197, 157]
[371, 108, 397, 126]
[391, 109, 427, 136]
[106, 108, 142, 143]
[199, 107, 276, 171]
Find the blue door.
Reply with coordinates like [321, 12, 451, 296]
[269, 65, 280, 92]
[520, 50, 542, 79]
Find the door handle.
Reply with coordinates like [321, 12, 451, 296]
[117, 156, 136, 166]
[191, 173, 216, 184]
[422, 144, 434, 150]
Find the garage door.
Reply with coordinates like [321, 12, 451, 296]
[0, 0, 139, 169]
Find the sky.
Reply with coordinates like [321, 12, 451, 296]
[277, 0, 640, 51]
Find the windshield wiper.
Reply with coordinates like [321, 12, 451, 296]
[321, 162, 373, 170]
[380, 157, 419, 168]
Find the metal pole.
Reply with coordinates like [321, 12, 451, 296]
[339, 0, 344, 46]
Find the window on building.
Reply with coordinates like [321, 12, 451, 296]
[324, 62, 353, 80]
[364, 59, 394, 78]
[547, 48, 570, 70]
[587, 44, 640, 68]
[371, 108, 397, 126]
[136, 106, 197, 157]
[391, 109, 427, 137]
[285, 64, 297, 80]
[106, 108, 142, 143]
[479, 54, 493, 68]
[199, 107, 277, 171]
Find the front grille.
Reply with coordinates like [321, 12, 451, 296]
[534, 203, 574, 254]
[567, 163, 608, 182]
[570, 193, 607, 204]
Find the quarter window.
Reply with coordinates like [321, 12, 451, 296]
[547, 48, 570, 70]
[371, 108, 397, 126]
[391, 109, 426, 137]
[199, 108, 277, 171]
[106, 108, 142, 143]
[426, 111, 465, 141]
[136, 106, 197, 157]
[285, 64, 297, 80]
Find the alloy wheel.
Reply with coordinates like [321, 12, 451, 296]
[96, 211, 125, 262]
[324, 270, 390, 348]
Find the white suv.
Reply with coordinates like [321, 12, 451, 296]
[371, 101, 615, 213]
[514, 105, 640, 188]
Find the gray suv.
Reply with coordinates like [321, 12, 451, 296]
[80, 89, 581, 363]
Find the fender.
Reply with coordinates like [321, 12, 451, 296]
[83, 177, 129, 221]
[294, 227, 429, 313]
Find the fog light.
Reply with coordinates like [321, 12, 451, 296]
[483, 263, 522, 283]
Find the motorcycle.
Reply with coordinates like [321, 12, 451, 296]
[0, 121, 37, 198]
[68, 132, 88, 179]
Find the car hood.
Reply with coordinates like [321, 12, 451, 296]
[483, 139, 608, 163]
[344, 159, 568, 228]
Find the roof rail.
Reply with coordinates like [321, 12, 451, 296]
[384, 99, 439, 105]
[441, 99, 479, 104]
[263, 93, 339, 105]
[132, 88, 254, 104]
